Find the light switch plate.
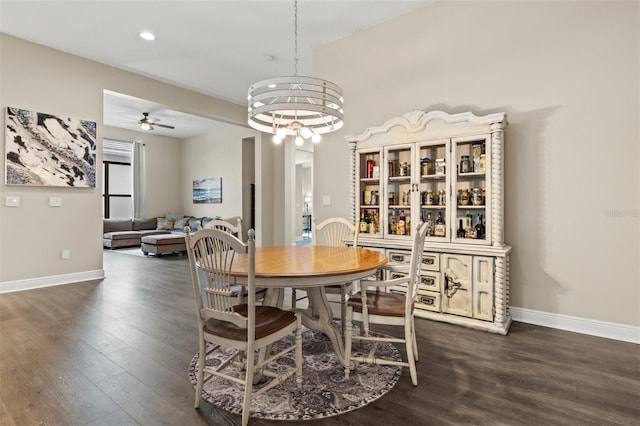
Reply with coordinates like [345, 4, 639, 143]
[5, 196, 19, 207]
[322, 195, 331, 205]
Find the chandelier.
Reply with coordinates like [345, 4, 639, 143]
[247, 0, 344, 146]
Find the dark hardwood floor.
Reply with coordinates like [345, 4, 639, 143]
[1, 250, 638, 425]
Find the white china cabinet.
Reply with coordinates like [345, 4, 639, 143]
[348, 110, 511, 334]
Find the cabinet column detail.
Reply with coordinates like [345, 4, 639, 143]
[494, 256, 508, 330]
[348, 141, 357, 226]
[491, 123, 505, 247]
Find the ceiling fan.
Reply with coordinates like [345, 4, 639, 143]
[139, 112, 175, 130]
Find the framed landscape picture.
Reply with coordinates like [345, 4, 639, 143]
[193, 177, 222, 204]
[5, 107, 97, 187]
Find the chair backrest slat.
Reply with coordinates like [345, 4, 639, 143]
[313, 217, 356, 247]
[186, 228, 255, 330]
[201, 218, 243, 239]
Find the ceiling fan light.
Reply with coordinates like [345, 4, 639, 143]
[140, 31, 155, 41]
[140, 122, 152, 130]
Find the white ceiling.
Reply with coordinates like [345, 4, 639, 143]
[0, 0, 432, 138]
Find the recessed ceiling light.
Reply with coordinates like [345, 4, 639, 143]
[140, 31, 155, 41]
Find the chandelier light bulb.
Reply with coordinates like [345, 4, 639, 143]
[300, 126, 312, 139]
[295, 135, 304, 146]
[273, 134, 284, 144]
[276, 127, 288, 138]
[311, 133, 321, 143]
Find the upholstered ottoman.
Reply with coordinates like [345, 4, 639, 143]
[141, 234, 187, 256]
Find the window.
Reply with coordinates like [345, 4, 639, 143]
[103, 140, 133, 218]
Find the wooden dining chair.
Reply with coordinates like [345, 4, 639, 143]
[185, 228, 302, 426]
[291, 217, 359, 326]
[196, 218, 265, 304]
[200, 217, 242, 236]
[344, 221, 429, 386]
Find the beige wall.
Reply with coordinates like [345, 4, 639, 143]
[0, 33, 249, 283]
[181, 125, 256, 219]
[313, 1, 639, 326]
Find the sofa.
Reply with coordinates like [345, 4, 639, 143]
[103, 217, 171, 249]
[103, 215, 242, 254]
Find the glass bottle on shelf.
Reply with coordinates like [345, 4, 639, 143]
[366, 155, 375, 178]
[425, 212, 433, 236]
[360, 211, 368, 233]
[370, 212, 378, 234]
[464, 211, 475, 238]
[434, 212, 446, 237]
[475, 214, 485, 239]
[389, 210, 397, 235]
[460, 155, 471, 173]
[396, 213, 406, 236]
[457, 219, 465, 238]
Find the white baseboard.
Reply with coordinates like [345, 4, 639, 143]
[511, 307, 640, 344]
[0, 269, 105, 294]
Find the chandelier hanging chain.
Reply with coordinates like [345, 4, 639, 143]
[294, 0, 298, 76]
[247, 0, 344, 143]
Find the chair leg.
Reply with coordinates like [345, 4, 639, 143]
[195, 339, 206, 408]
[405, 321, 418, 386]
[291, 288, 297, 309]
[295, 315, 303, 388]
[242, 346, 255, 426]
[344, 306, 353, 380]
[411, 315, 418, 362]
[340, 285, 347, 331]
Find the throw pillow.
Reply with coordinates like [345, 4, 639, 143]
[174, 215, 190, 230]
[157, 217, 174, 230]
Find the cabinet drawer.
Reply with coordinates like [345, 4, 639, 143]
[416, 290, 440, 312]
[386, 250, 440, 272]
[419, 271, 441, 292]
[386, 270, 440, 294]
[387, 250, 411, 265]
[421, 253, 440, 271]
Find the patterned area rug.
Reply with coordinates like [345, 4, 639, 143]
[187, 327, 401, 420]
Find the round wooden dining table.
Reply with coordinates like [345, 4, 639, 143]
[229, 245, 387, 367]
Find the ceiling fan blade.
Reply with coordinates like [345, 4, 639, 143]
[151, 122, 175, 129]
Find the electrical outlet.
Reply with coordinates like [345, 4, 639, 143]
[61, 250, 70, 260]
[49, 197, 62, 207]
[322, 195, 331, 205]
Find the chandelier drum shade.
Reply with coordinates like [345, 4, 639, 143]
[247, 76, 344, 136]
[247, 0, 344, 145]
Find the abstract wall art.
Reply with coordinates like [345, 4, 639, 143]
[193, 177, 222, 204]
[5, 107, 97, 187]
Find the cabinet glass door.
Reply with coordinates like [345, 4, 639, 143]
[451, 135, 491, 245]
[357, 149, 382, 237]
[416, 139, 450, 241]
[384, 144, 414, 239]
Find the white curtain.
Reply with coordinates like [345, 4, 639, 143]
[132, 142, 146, 219]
